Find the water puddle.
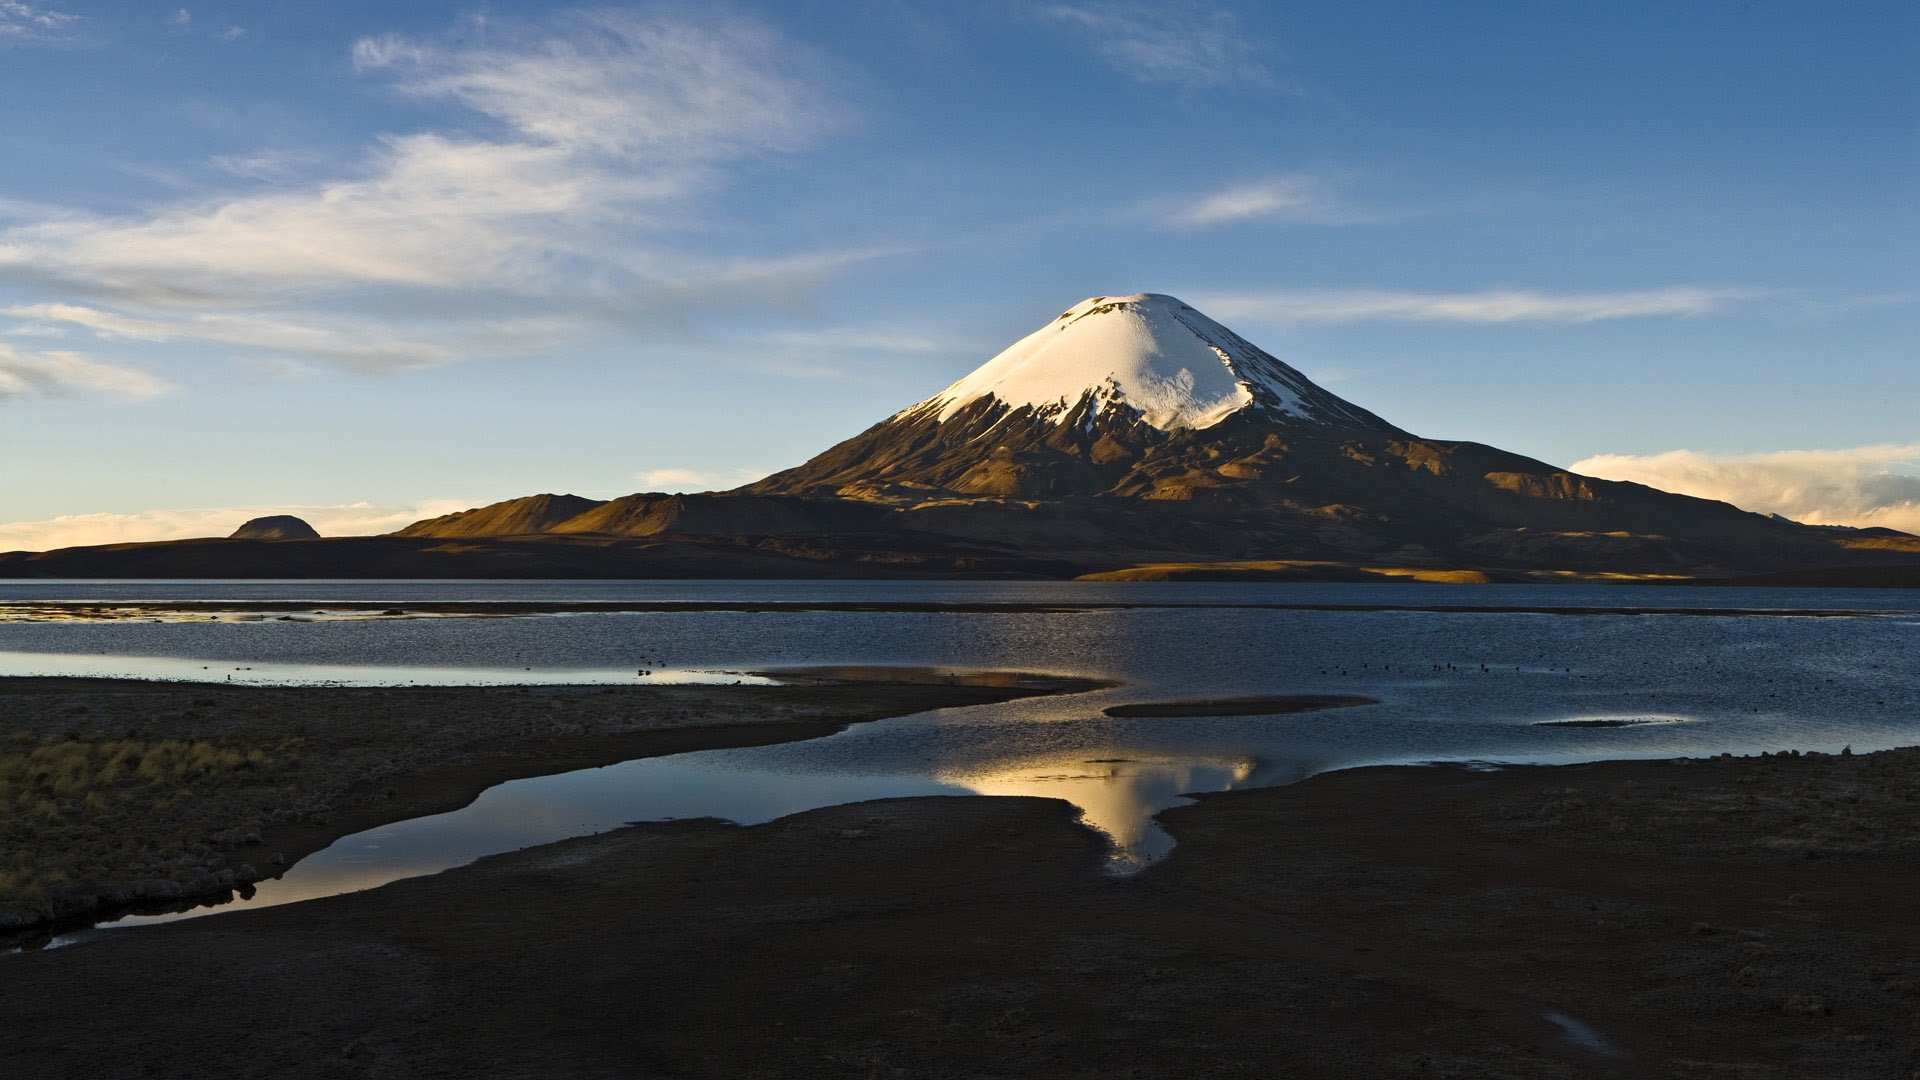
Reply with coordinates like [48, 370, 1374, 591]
[941, 753, 1254, 868]
[1543, 1011, 1627, 1059]
[113, 766, 972, 926]
[101, 748, 1242, 935]
[0, 604, 493, 624]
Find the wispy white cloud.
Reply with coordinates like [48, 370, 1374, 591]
[1195, 286, 1761, 325]
[0, 500, 475, 552]
[10, 301, 613, 374]
[5, 302, 456, 370]
[1036, 1, 1270, 88]
[0, 0, 77, 41]
[0, 342, 166, 400]
[2, 321, 69, 337]
[755, 326, 953, 356]
[171, 9, 189, 27]
[1176, 179, 1321, 226]
[218, 24, 243, 43]
[352, 11, 832, 162]
[208, 148, 326, 182]
[6, 134, 625, 301]
[0, 9, 855, 377]
[1168, 174, 1384, 227]
[1573, 445, 1920, 535]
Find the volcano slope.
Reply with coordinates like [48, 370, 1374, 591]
[394, 294, 1920, 580]
[7, 293, 1915, 580]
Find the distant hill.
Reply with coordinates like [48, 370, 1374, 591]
[229, 515, 319, 540]
[393, 494, 605, 538]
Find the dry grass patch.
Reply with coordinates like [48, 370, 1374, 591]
[0, 733, 300, 924]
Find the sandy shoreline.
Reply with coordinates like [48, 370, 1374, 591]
[0, 671, 1103, 937]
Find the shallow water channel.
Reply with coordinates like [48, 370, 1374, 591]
[4, 580, 1916, 935]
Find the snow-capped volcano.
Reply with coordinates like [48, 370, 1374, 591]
[908, 293, 1395, 434]
[746, 292, 1402, 501]
[371, 289, 1918, 580]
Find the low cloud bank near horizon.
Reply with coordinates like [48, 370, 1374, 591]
[634, 466, 767, 492]
[0, 500, 475, 553]
[1572, 445, 1920, 535]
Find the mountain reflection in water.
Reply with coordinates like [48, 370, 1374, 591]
[950, 754, 1257, 867]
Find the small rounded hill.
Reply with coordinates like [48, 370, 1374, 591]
[229, 515, 320, 540]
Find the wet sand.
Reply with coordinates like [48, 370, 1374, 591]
[3, 734, 1917, 1077]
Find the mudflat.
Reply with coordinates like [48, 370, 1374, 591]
[0, 672, 1101, 933]
[4, 736, 1917, 1078]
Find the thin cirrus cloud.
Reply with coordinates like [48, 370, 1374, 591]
[3, 300, 598, 373]
[0, 0, 77, 40]
[1194, 287, 1761, 325]
[0, 341, 167, 400]
[1572, 445, 1920, 535]
[0, 500, 476, 553]
[1036, 1, 1271, 88]
[208, 148, 328, 182]
[1169, 176, 1381, 227]
[0, 9, 851, 381]
[5, 302, 453, 371]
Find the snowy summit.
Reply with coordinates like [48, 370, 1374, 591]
[914, 293, 1385, 433]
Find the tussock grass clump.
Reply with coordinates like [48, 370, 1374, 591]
[0, 735, 298, 924]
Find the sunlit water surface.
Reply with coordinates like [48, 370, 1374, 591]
[3, 580, 1915, 932]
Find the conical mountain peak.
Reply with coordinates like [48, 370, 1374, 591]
[910, 293, 1397, 434]
[344, 291, 1912, 583]
[745, 292, 1405, 501]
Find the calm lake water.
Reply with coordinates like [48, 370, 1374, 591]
[4, 579, 1916, 929]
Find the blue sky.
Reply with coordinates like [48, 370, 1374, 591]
[2, 0, 1916, 546]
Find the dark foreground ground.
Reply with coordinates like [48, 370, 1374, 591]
[0, 672, 1099, 932]
[5, 740, 1918, 1079]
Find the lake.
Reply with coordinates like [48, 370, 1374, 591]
[4, 579, 1915, 928]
